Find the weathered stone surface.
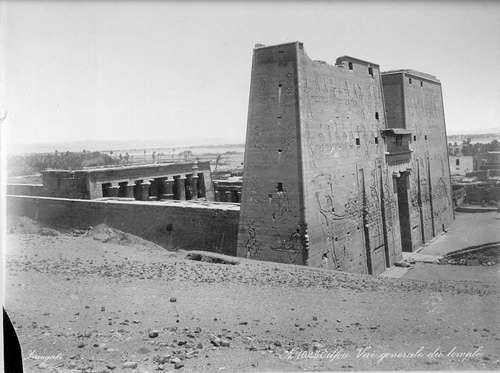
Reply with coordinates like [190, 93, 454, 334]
[237, 42, 452, 276]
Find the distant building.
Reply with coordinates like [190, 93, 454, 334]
[477, 151, 500, 171]
[449, 155, 473, 176]
[213, 177, 242, 203]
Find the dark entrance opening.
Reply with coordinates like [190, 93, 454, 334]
[427, 158, 436, 237]
[118, 182, 128, 197]
[358, 168, 373, 274]
[395, 172, 412, 252]
[101, 183, 111, 197]
[378, 166, 390, 268]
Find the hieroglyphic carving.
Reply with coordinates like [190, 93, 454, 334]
[310, 173, 367, 268]
[269, 189, 291, 226]
[363, 168, 385, 251]
[244, 222, 261, 258]
[383, 181, 395, 232]
[302, 75, 380, 102]
[269, 224, 305, 263]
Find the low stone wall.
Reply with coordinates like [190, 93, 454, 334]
[464, 184, 500, 203]
[6, 184, 46, 197]
[7, 195, 240, 256]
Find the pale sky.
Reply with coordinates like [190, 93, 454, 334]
[2, 1, 500, 147]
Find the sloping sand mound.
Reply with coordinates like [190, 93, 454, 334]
[86, 223, 165, 251]
[7, 216, 59, 236]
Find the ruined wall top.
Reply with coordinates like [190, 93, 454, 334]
[335, 55, 379, 68]
[382, 69, 441, 84]
[41, 161, 210, 176]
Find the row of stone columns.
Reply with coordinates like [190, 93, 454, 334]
[101, 173, 206, 201]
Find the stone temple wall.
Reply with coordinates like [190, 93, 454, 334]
[237, 42, 404, 275]
[298, 52, 401, 275]
[382, 71, 453, 251]
[7, 195, 239, 256]
[237, 42, 305, 265]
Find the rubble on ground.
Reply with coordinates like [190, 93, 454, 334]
[439, 245, 499, 266]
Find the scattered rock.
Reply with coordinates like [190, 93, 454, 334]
[170, 357, 181, 364]
[209, 337, 221, 347]
[174, 361, 184, 369]
[149, 330, 160, 338]
[170, 297, 177, 303]
[122, 361, 138, 369]
[37, 361, 49, 369]
[154, 354, 171, 364]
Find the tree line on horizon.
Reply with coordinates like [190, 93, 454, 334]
[8, 150, 119, 176]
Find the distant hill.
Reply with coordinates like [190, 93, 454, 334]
[447, 127, 500, 136]
[447, 132, 500, 144]
[8, 131, 500, 155]
[7, 137, 245, 155]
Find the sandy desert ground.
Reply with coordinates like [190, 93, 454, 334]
[4, 218, 499, 372]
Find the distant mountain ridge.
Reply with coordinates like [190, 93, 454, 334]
[7, 137, 245, 155]
[447, 127, 500, 136]
[447, 132, 500, 144]
[7, 130, 500, 155]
